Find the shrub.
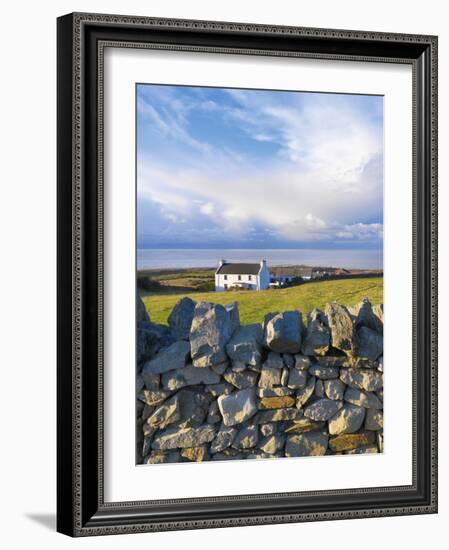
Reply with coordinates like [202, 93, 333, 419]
[137, 276, 162, 291]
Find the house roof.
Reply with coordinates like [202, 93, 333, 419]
[216, 262, 261, 275]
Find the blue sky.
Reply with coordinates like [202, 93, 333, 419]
[137, 84, 383, 250]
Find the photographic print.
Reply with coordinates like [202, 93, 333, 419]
[136, 84, 384, 465]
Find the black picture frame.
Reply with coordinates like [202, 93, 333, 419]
[57, 12, 438, 537]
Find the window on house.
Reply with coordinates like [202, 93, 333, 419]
[224, 275, 227, 280]
[248, 275, 252, 281]
[224, 284, 228, 289]
[238, 275, 241, 280]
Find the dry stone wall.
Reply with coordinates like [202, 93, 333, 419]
[136, 296, 384, 464]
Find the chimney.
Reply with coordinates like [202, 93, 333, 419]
[260, 259, 267, 268]
[219, 259, 226, 268]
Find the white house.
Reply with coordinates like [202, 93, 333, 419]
[215, 260, 271, 292]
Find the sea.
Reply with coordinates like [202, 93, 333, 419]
[137, 249, 383, 271]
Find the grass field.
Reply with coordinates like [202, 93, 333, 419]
[141, 276, 383, 326]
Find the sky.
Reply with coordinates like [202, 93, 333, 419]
[137, 84, 383, 250]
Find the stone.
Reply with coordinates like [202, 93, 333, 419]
[223, 368, 258, 389]
[287, 368, 307, 389]
[137, 295, 150, 323]
[264, 311, 304, 353]
[167, 297, 196, 340]
[231, 361, 247, 372]
[256, 387, 294, 397]
[303, 398, 343, 421]
[365, 409, 384, 430]
[316, 356, 348, 368]
[145, 451, 181, 464]
[204, 382, 234, 397]
[262, 312, 278, 332]
[145, 394, 181, 430]
[141, 371, 160, 391]
[139, 389, 172, 407]
[190, 302, 238, 367]
[180, 446, 209, 462]
[259, 433, 285, 454]
[285, 418, 325, 433]
[226, 324, 263, 367]
[258, 365, 282, 389]
[325, 302, 358, 355]
[258, 396, 296, 409]
[372, 303, 384, 325]
[324, 379, 345, 401]
[301, 309, 330, 356]
[232, 424, 258, 449]
[357, 326, 383, 361]
[339, 368, 383, 392]
[207, 399, 222, 424]
[152, 424, 216, 450]
[142, 340, 190, 375]
[210, 425, 238, 453]
[212, 449, 244, 461]
[225, 302, 241, 333]
[137, 324, 163, 365]
[328, 404, 366, 435]
[282, 354, 295, 368]
[281, 367, 289, 387]
[136, 374, 144, 393]
[308, 364, 339, 379]
[142, 404, 155, 421]
[344, 388, 383, 409]
[264, 352, 285, 369]
[329, 432, 375, 452]
[260, 423, 277, 436]
[345, 445, 379, 454]
[285, 432, 329, 457]
[217, 388, 257, 426]
[255, 408, 302, 423]
[351, 298, 383, 334]
[296, 376, 316, 409]
[161, 364, 220, 391]
[294, 354, 312, 370]
[314, 379, 324, 397]
[211, 362, 228, 375]
[175, 388, 212, 428]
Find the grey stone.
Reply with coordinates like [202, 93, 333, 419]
[136, 374, 145, 393]
[296, 376, 316, 409]
[287, 368, 307, 389]
[284, 418, 325, 434]
[294, 354, 312, 370]
[281, 367, 289, 387]
[204, 382, 234, 397]
[264, 352, 285, 369]
[167, 297, 196, 340]
[285, 432, 329, 457]
[365, 409, 384, 430]
[308, 364, 340, 379]
[226, 324, 263, 367]
[282, 354, 295, 368]
[345, 445, 379, 454]
[142, 340, 190, 375]
[260, 423, 277, 436]
[262, 311, 279, 332]
[303, 398, 343, 421]
[344, 388, 383, 409]
[210, 361, 228, 375]
[225, 302, 241, 333]
[161, 364, 220, 391]
[329, 431, 375, 452]
[210, 424, 238, 453]
[139, 389, 172, 407]
[324, 379, 346, 400]
[137, 295, 150, 323]
[231, 361, 247, 372]
[328, 404, 366, 435]
[258, 433, 285, 454]
[255, 408, 302, 423]
[258, 364, 282, 389]
[351, 298, 383, 334]
[152, 424, 216, 450]
[145, 393, 181, 430]
[264, 311, 304, 353]
[137, 324, 163, 365]
[207, 399, 222, 424]
[301, 309, 330, 356]
[189, 302, 238, 367]
[256, 387, 294, 397]
[315, 379, 324, 397]
[217, 388, 257, 426]
[357, 326, 383, 361]
[232, 424, 258, 449]
[180, 446, 209, 462]
[141, 371, 160, 391]
[372, 303, 384, 326]
[175, 388, 212, 428]
[145, 451, 181, 464]
[339, 368, 383, 392]
[325, 302, 358, 355]
[223, 368, 258, 389]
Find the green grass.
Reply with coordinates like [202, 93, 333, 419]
[142, 276, 383, 326]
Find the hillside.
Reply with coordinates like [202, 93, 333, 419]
[142, 276, 383, 326]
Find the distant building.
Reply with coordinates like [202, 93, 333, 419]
[269, 266, 314, 286]
[215, 260, 270, 291]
